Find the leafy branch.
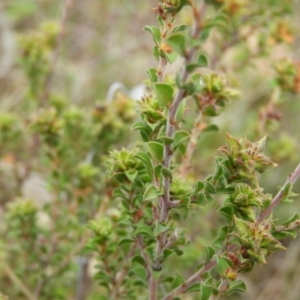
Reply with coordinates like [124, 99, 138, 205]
[87, 1, 300, 300]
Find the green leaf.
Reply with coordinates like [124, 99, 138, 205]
[216, 175, 227, 188]
[219, 206, 234, 222]
[255, 136, 267, 153]
[125, 170, 138, 182]
[283, 182, 292, 197]
[179, 0, 192, 10]
[161, 276, 174, 283]
[144, 25, 161, 44]
[118, 216, 131, 226]
[193, 193, 210, 206]
[163, 249, 175, 260]
[281, 197, 294, 204]
[207, 283, 219, 295]
[144, 245, 155, 259]
[202, 124, 219, 132]
[84, 242, 99, 252]
[186, 283, 201, 293]
[147, 141, 164, 162]
[186, 63, 202, 72]
[199, 27, 211, 42]
[210, 14, 229, 31]
[179, 81, 197, 96]
[273, 230, 298, 239]
[226, 280, 247, 295]
[167, 33, 186, 56]
[113, 188, 126, 200]
[172, 130, 190, 150]
[131, 264, 147, 281]
[131, 255, 145, 266]
[170, 206, 190, 220]
[143, 185, 161, 201]
[162, 168, 172, 178]
[285, 230, 298, 239]
[153, 83, 174, 107]
[135, 152, 153, 171]
[212, 226, 228, 248]
[165, 51, 178, 64]
[186, 53, 210, 72]
[215, 256, 231, 275]
[212, 237, 224, 249]
[200, 284, 212, 300]
[233, 217, 252, 238]
[204, 181, 216, 193]
[155, 222, 170, 235]
[207, 195, 215, 204]
[214, 163, 224, 180]
[140, 129, 151, 142]
[134, 225, 153, 237]
[157, 136, 174, 145]
[204, 105, 218, 116]
[282, 214, 300, 226]
[155, 164, 163, 178]
[147, 68, 158, 83]
[173, 24, 189, 33]
[95, 272, 111, 288]
[132, 121, 145, 131]
[171, 274, 184, 289]
[133, 279, 147, 287]
[153, 45, 160, 61]
[196, 181, 205, 191]
[175, 100, 185, 121]
[272, 231, 287, 239]
[118, 238, 134, 246]
[197, 53, 209, 67]
[143, 207, 153, 220]
[204, 246, 215, 264]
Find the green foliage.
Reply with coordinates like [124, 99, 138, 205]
[18, 21, 59, 101]
[1, 1, 300, 300]
[87, 1, 300, 299]
[0, 12, 137, 300]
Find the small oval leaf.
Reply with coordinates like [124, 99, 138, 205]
[147, 141, 164, 162]
[153, 83, 174, 107]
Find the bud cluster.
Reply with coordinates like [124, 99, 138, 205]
[219, 134, 276, 187]
[212, 135, 300, 279]
[273, 59, 300, 94]
[196, 73, 240, 116]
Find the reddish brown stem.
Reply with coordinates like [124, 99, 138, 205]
[179, 112, 202, 177]
[161, 259, 217, 300]
[257, 163, 300, 223]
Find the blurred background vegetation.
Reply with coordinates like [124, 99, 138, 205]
[0, 0, 300, 299]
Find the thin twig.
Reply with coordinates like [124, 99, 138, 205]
[39, 0, 74, 105]
[162, 2, 205, 221]
[179, 112, 202, 177]
[152, 2, 206, 290]
[149, 275, 158, 300]
[210, 278, 229, 300]
[257, 163, 300, 223]
[161, 259, 217, 300]
[111, 248, 135, 299]
[139, 235, 159, 300]
[180, 16, 258, 178]
[275, 219, 300, 232]
[34, 236, 88, 297]
[137, 236, 156, 299]
[137, 237, 152, 279]
[2, 259, 38, 300]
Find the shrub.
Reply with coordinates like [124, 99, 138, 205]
[1, 1, 300, 300]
